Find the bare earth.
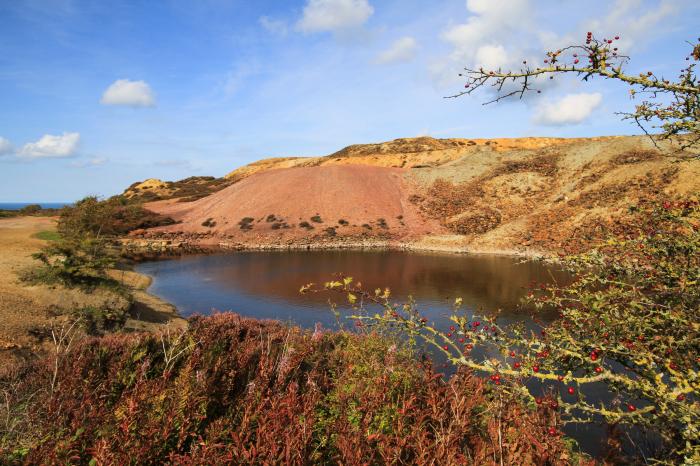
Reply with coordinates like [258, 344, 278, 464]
[0, 216, 185, 368]
[135, 135, 700, 255]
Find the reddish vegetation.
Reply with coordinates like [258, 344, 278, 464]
[143, 165, 441, 244]
[2, 314, 586, 465]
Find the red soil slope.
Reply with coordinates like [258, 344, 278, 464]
[144, 165, 440, 244]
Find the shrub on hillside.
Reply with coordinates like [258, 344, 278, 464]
[0, 314, 585, 465]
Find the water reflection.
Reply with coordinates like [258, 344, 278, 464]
[136, 250, 566, 329]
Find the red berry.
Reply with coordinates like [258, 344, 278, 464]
[458, 337, 465, 343]
[514, 362, 521, 369]
[567, 387, 575, 395]
[450, 326, 455, 331]
[590, 352, 598, 361]
[533, 366, 539, 373]
[510, 351, 516, 357]
[536, 397, 543, 405]
[443, 345, 449, 351]
[447, 333, 452, 338]
[615, 36, 619, 40]
[595, 367, 603, 373]
[550, 401, 559, 409]
[627, 404, 636, 412]
[548, 427, 557, 436]
[677, 394, 686, 401]
[574, 59, 579, 64]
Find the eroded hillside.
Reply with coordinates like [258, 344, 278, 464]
[129, 135, 700, 256]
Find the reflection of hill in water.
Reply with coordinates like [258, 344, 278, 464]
[168, 251, 567, 317]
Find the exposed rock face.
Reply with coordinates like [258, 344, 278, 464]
[131, 135, 700, 256]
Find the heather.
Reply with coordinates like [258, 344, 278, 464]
[0, 314, 584, 465]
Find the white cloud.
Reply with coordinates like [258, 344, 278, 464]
[70, 157, 107, 168]
[533, 93, 603, 126]
[584, 0, 677, 51]
[18, 132, 81, 159]
[0, 137, 13, 155]
[375, 36, 417, 64]
[297, 0, 373, 33]
[441, 0, 531, 63]
[100, 79, 156, 107]
[260, 16, 288, 36]
[474, 44, 509, 70]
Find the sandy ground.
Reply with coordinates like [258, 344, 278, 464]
[144, 164, 443, 242]
[0, 216, 185, 368]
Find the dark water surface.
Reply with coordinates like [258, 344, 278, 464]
[136, 250, 611, 457]
[135, 250, 565, 328]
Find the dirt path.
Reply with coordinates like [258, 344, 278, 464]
[0, 216, 185, 369]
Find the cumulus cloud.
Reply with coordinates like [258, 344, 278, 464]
[580, 0, 678, 51]
[441, 0, 531, 63]
[0, 137, 13, 155]
[297, 0, 373, 33]
[533, 93, 603, 126]
[260, 16, 288, 36]
[100, 79, 156, 107]
[375, 36, 417, 64]
[18, 132, 81, 159]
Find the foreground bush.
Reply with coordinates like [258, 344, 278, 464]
[321, 198, 699, 464]
[1, 314, 585, 465]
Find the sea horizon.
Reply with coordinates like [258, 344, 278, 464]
[0, 202, 71, 210]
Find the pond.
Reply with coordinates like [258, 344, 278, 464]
[136, 250, 610, 457]
[134, 249, 564, 327]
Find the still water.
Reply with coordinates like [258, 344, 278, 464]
[135, 250, 564, 328]
[136, 250, 619, 457]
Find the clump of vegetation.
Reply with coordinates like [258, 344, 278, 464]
[311, 215, 323, 223]
[361, 223, 372, 230]
[338, 219, 349, 226]
[0, 314, 579, 464]
[125, 176, 235, 203]
[32, 230, 61, 241]
[613, 149, 660, 165]
[266, 214, 277, 222]
[238, 217, 254, 231]
[299, 221, 314, 230]
[324, 227, 337, 237]
[377, 218, 389, 229]
[201, 218, 216, 228]
[319, 198, 700, 463]
[57, 196, 175, 236]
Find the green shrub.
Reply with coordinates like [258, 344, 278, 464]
[299, 221, 314, 230]
[311, 215, 323, 223]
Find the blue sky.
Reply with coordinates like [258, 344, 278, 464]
[0, 0, 697, 201]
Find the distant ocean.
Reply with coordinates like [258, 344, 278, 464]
[0, 202, 71, 210]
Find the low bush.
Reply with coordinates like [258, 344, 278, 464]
[318, 197, 700, 464]
[0, 314, 584, 465]
[238, 217, 254, 231]
[299, 221, 314, 230]
[201, 218, 216, 228]
[311, 215, 323, 223]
